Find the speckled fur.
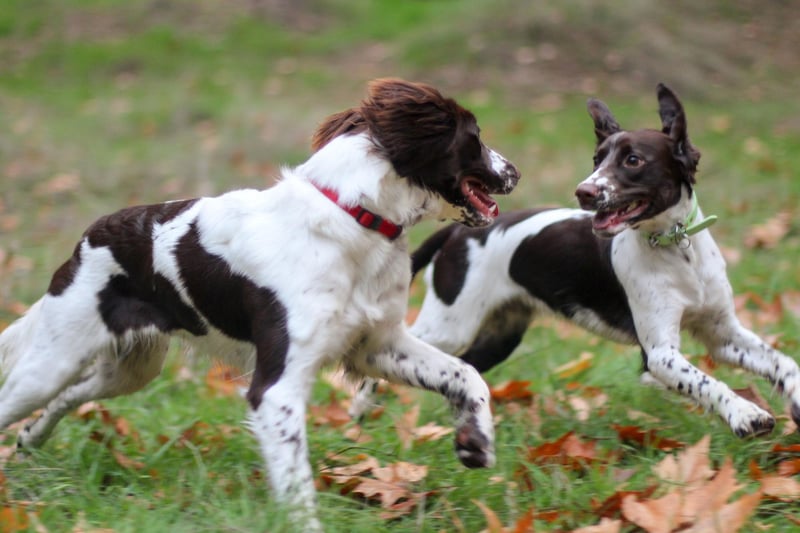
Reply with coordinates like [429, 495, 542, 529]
[352, 85, 800, 438]
[0, 79, 519, 531]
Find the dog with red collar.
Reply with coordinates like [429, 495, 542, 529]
[0, 78, 520, 530]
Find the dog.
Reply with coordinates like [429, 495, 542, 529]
[351, 84, 800, 439]
[0, 78, 520, 529]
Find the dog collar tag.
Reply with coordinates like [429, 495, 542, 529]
[647, 195, 718, 247]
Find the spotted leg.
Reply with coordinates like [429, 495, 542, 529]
[698, 315, 800, 429]
[352, 328, 495, 469]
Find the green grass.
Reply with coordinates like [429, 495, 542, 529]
[2, 1, 800, 531]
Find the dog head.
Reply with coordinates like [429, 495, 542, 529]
[575, 84, 701, 237]
[312, 78, 520, 227]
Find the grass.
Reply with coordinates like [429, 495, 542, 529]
[1, 1, 800, 531]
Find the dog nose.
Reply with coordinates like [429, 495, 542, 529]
[575, 182, 599, 207]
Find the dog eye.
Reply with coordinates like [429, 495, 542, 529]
[624, 154, 644, 168]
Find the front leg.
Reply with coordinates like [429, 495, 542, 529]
[352, 330, 495, 469]
[248, 367, 322, 532]
[644, 343, 775, 437]
[699, 315, 800, 429]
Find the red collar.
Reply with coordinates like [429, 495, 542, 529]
[313, 184, 403, 241]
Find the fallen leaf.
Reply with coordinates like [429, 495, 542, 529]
[308, 391, 351, 428]
[571, 517, 622, 533]
[372, 461, 428, 484]
[490, 380, 533, 403]
[682, 490, 762, 533]
[352, 478, 414, 509]
[777, 458, 800, 477]
[473, 499, 505, 533]
[554, 352, 594, 379]
[612, 424, 685, 451]
[761, 475, 800, 501]
[652, 435, 714, 488]
[527, 431, 600, 470]
[592, 486, 658, 518]
[205, 364, 249, 397]
[732, 385, 773, 414]
[743, 211, 791, 249]
[395, 404, 420, 449]
[0, 506, 29, 533]
[621, 491, 683, 533]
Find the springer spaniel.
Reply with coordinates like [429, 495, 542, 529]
[351, 84, 800, 438]
[0, 78, 520, 529]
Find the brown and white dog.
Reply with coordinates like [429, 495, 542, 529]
[0, 79, 520, 529]
[351, 84, 800, 439]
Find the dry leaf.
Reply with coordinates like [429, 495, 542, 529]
[652, 435, 714, 487]
[205, 364, 249, 396]
[395, 404, 420, 449]
[621, 492, 683, 533]
[473, 499, 505, 533]
[613, 424, 685, 451]
[490, 380, 533, 402]
[527, 432, 600, 470]
[554, 352, 594, 379]
[0, 506, 29, 533]
[372, 462, 428, 484]
[682, 490, 761, 533]
[761, 475, 800, 501]
[743, 211, 791, 249]
[571, 517, 622, 533]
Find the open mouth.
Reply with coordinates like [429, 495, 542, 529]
[460, 177, 499, 219]
[592, 199, 650, 235]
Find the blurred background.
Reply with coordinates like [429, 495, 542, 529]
[1, 0, 799, 315]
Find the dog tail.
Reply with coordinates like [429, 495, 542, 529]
[0, 298, 43, 376]
[410, 223, 459, 279]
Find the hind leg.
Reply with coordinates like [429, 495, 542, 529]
[18, 334, 169, 448]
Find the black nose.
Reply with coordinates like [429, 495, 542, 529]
[575, 182, 599, 207]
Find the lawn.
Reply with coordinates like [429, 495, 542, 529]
[1, 1, 799, 531]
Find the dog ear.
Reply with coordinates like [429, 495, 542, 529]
[656, 83, 701, 179]
[586, 98, 621, 144]
[311, 108, 366, 151]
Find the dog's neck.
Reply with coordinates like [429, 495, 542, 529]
[296, 133, 445, 228]
[631, 185, 717, 247]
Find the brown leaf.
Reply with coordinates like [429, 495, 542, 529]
[777, 458, 800, 477]
[0, 506, 29, 533]
[352, 478, 412, 509]
[527, 432, 600, 470]
[612, 424, 685, 451]
[571, 517, 622, 533]
[554, 352, 593, 379]
[743, 211, 791, 249]
[732, 385, 773, 414]
[308, 391, 351, 428]
[205, 364, 249, 397]
[372, 461, 428, 484]
[490, 380, 533, 403]
[512, 507, 535, 533]
[473, 499, 505, 533]
[652, 435, 714, 488]
[621, 492, 684, 533]
[395, 404, 419, 449]
[33, 172, 81, 196]
[411, 421, 454, 443]
[592, 486, 658, 518]
[111, 449, 146, 471]
[682, 490, 762, 533]
[761, 475, 800, 501]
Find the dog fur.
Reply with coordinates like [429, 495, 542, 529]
[0, 78, 520, 529]
[351, 84, 800, 439]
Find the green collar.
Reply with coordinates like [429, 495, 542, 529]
[647, 194, 718, 248]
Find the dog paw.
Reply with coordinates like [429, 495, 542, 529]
[729, 404, 775, 438]
[454, 417, 495, 468]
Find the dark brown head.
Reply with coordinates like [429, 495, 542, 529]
[312, 78, 520, 227]
[575, 83, 701, 237]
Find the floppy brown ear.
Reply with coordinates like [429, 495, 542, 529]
[311, 108, 365, 151]
[656, 83, 701, 177]
[587, 98, 621, 144]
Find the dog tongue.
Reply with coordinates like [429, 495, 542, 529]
[593, 211, 618, 231]
[462, 179, 499, 217]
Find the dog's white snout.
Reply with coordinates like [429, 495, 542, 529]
[488, 149, 520, 191]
